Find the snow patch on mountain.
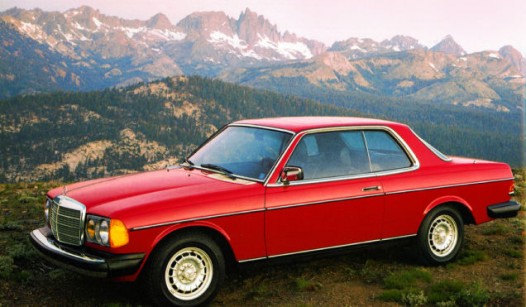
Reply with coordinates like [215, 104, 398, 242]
[256, 34, 312, 60]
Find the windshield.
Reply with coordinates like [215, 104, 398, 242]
[189, 125, 293, 181]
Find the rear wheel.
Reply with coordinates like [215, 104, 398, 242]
[144, 233, 225, 306]
[417, 206, 464, 264]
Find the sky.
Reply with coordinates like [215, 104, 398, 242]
[1, 0, 525, 55]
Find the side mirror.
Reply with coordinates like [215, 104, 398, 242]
[280, 166, 304, 183]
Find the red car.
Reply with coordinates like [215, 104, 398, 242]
[31, 117, 520, 306]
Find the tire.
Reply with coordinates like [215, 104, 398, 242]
[143, 232, 225, 306]
[416, 206, 464, 265]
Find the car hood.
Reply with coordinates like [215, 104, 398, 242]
[47, 167, 262, 226]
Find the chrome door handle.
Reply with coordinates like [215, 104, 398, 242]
[362, 186, 381, 191]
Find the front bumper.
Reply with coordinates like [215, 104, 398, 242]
[487, 200, 521, 218]
[30, 227, 144, 278]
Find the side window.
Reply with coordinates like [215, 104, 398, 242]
[364, 130, 412, 172]
[286, 131, 370, 180]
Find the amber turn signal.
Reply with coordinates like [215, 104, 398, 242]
[110, 219, 129, 248]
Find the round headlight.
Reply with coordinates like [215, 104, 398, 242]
[99, 220, 109, 245]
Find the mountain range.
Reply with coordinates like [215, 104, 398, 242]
[1, 6, 524, 112]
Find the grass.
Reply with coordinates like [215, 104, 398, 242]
[294, 277, 323, 292]
[455, 249, 488, 265]
[379, 273, 491, 306]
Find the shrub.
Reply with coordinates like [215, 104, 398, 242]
[427, 280, 464, 303]
[402, 290, 428, 306]
[456, 282, 490, 306]
[383, 268, 432, 290]
[0, 255, 14, 278]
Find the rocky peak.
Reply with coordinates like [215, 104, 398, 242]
[63, 6, 104, 29]
[431, 35, 466, 56]
[237, 8, 280, 45]
[499, 45, 525, 75]
[177, 11, 234, 37]
[147, 13, 173, 29]
[381, 35, 424, 51]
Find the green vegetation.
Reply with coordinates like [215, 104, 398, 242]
[0, 76, 356, 183]
[377, 268, 492, 306]
[455, 249, 488, 265]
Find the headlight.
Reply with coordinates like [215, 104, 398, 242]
[85, 215, 129, 248]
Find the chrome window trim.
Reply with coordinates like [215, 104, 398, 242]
[361, 130, 374, 172]
[229, 123, 296, 135]
[266, 126, 420, 187]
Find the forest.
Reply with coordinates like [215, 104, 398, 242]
[0, 75, 522, 182]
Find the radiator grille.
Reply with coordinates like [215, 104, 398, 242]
[49, 196, 86, 246]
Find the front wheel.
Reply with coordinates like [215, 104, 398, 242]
[416, 206, 464, 264]
[144, 233, 225, 306]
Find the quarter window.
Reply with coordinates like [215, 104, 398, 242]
[364, 131, 412, 172]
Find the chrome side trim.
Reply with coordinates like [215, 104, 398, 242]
[266, 193, 385, 211]
[238, 257, 267, 263]
[238, 234, 417, 262]
[385, 177, 514, 195]
[131, 208, 266, 231]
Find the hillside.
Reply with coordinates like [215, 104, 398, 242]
[0, 76, 522, 183]
[0, 76, 352, 182]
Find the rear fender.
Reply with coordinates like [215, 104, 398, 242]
[423, 196, 474, 223]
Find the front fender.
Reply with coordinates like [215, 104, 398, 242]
[150, 220, 233, 252]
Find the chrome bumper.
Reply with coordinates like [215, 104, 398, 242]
[30, 227, 144, 278]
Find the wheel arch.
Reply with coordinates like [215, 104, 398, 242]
[423, 196, 475, 225]
[144, 223, 237, 275]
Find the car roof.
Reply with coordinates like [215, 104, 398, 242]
[232, 116, 404, 133]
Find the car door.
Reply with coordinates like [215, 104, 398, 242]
[264, 129, 385, 257]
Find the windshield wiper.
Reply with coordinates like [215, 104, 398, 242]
[182, 157, 195, 168]
[200, 163, 236, 179]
